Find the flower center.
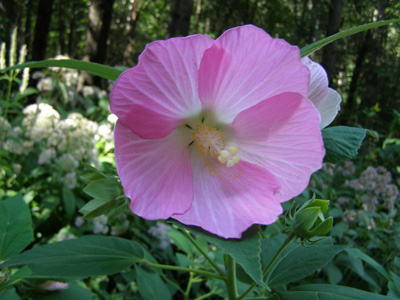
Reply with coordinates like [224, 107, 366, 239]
[192, 124, 240, 167]
[192, 124, 225, 157]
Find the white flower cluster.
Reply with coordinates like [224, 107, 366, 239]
[147, 223, 172, 249]
[23, 103, 60, 142]
[346, 166, 399, 212]
[3, 103, 106, 188]
[93, 215, 109, 234]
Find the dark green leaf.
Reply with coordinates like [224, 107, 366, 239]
[322, 126, 367, 164]
[270, 284, 397, 300]
[0, 193, 34, 261]
[262, 235, 345, 288]
[301, 19, 400, 57]
[172, 222, 264, 288]
[0, 236, 144, 279]
[0, 60, 123, 81]
[31, 282, 94, 300]
[345, 248, 391, 281]
[0, 287, 19, 300]
[62, 186, 76, 218]
[136, 266, 172, 300]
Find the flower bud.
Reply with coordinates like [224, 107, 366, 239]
[292, 196, 333, 240]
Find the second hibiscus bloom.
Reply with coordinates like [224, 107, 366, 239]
[110, 25, 341, 238]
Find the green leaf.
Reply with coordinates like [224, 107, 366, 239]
[0, 236, 144, 279]
[0, 59, 123, 81]
[0, 287, 19, 300]
[31, 282, 94, 300]
[262, 235, 345, 288]
[0, 193, 34, 261]
[172, 222, 264, 288]
[322, 126, 367, 164]
[79, 198, 116, 220]
[301, 19, 400, 57]
[345, 248, 391, 281]
[167, 229, 194, 256]
[83, 178, 120, 201]
[270, 284, 397, 300]
[62, 186, 76, 218]
[136, 266, 172, 300]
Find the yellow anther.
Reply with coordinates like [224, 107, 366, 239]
[218, 156, 227, 164]
[226, 160, 235, 168]
[232, 155, 240, 163]
[220, 150, 229, 158]
[229, 146, 239, 154]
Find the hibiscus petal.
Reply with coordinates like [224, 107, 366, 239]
[111, 35, 213, 139]
[198, 25, 309, 124]
[173, 154, 282, 239]
[319, 88, 342, 129]
[114, 121, 194, 219]
[302, 57, 329, 110]
[230, 92, 325, 203]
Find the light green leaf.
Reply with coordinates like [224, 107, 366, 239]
[79, 198, 116, 220]
[262, 235, 345, 288]
[136, 266, 172, 300]
[0, 193, 34, 261]
[301, 19, 400, 57]
[172, 222, 264, 288]
[83, 178, 120, 201]
[270, 284, 397, 300]
[0, 236, 144, 279]
[322, 126, 367, 164]
[0, 59, 123, 81]
[167, 229, 194, 256]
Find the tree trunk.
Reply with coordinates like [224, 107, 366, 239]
[321, 0, 343, 87]
[81, 0, 115, 86]
[58, 0, 66, 55]
[31, 0, 55, 61]
[167, 0, 194, 38]
[346, 31, 371, 121]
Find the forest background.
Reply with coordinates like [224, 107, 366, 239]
[2, 0, 400, 135]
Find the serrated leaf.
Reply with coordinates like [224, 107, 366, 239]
[172, 222, 264, 288]
[270, 284, 397, 300]
[0, 193, 34, 261]
[322, 126, 366, 163]
[301, 19, 400, 57]
[0, 236, 144, 279]
[262, 235, 345, 288]
[0, 59, 122, 81]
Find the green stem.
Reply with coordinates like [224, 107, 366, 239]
[180, 229, 225, 276]
[237, 233, 295, 300]
[183, 271, 195, 300]
[141, 260, 224, 280]
[225, 254, 238, 300]
[194, 291, 215, 300]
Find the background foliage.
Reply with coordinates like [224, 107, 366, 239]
[0, 0, 399, 299]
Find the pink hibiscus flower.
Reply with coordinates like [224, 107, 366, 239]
[111, 25, 333, 238]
